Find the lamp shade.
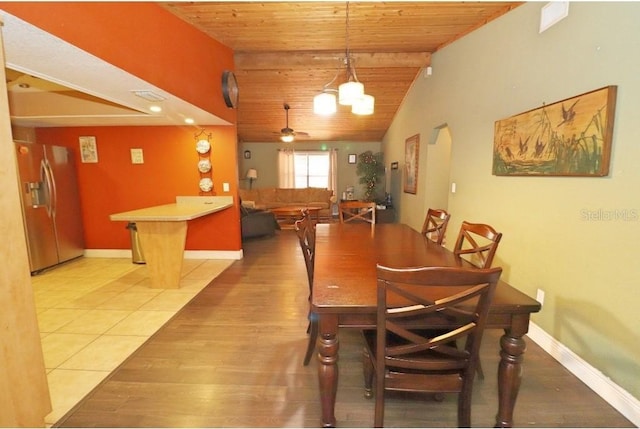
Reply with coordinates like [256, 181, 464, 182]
[246, 168, 258, 179]
[313, 92, 337, 115]
[352, 93, 375, 115]
[280, 134, 294, 143]
[338, 81, 364, 106]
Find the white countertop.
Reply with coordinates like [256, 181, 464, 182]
[110, 196, 233, 222]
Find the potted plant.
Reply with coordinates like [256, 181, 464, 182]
[356, 151, 384, 202]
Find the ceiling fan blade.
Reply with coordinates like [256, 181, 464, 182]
[295, 131, 310, 137]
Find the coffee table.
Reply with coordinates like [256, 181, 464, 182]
[270, 206, 322, 228]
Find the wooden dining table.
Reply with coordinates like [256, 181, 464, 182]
[311, 222, 542, 428]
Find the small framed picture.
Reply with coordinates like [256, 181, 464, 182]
[79, 136, 98, 163]
[243, 150, 251, 159]
[404, 134, 420, 194]
[348, 154, 357, 164]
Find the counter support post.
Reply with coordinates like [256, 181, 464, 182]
[136, 220, 187, 289]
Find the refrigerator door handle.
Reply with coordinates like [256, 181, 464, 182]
[41, 159, 57, 218]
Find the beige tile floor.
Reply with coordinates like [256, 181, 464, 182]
[31, 256, 234, 426]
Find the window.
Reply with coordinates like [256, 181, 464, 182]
[294, 152, 330, 188]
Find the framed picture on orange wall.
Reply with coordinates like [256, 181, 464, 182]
[79, 136, 98, 163]
[404, 134, 419, 194]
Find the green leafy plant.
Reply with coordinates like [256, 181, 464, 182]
[356, 151, 384, 201]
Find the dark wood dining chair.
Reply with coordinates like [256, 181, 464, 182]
[421, 208, 451, 245]
[294, 209, 318, 366]
[361, 265, 502, 428]
[453, 221, 502, 269]
[338, 200, 376, 224]
[452, 220, 502, 379]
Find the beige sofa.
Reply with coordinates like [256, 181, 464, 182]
[239, 187, 336, 221]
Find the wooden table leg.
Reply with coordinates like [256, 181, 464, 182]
[318, 314, 339, 428]
[495, 314, 530, 428]
[135, 220, 187, 289]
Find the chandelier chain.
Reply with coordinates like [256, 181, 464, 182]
[344, 2, 358, 82]
[345, 2, 350, 58]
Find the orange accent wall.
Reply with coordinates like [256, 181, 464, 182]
[0, 2, 235, 123]
[36, 126, 241, 251]
[3, 2, 243, 251]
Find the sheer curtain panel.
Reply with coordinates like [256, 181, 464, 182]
[278, 149, 295, 188]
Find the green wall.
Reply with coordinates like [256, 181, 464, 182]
[383, 2, 640, 400]
[238, 141, 382, 201]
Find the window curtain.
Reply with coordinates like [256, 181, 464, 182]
[328, 148, 338, 194]
[278, 149, 295, 188]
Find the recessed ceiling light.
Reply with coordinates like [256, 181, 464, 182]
[184, 118, 195, 124]
[149, 105, 162, 113]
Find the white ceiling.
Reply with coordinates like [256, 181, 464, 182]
[1, 10, 231, 128]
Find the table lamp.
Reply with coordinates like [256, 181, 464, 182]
[246, 168, 258, 189]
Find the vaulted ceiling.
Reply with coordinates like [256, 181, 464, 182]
[5, 2, 522, 141]
[161, 2, 522, 143]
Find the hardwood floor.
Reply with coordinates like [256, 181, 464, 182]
[56, 231, 633, 428]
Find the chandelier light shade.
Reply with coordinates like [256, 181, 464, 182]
[338, 81, 364, 106]
[313, 91, 337, 115]
[352, 93, 375, 115]
[312, 2, 374, 116]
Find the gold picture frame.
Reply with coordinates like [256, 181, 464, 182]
[404, 134, 419, 194]
[493, 86, 617, 176]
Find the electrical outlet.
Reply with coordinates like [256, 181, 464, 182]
[223, 182, 230, 192]
[536, 288, 545, 306]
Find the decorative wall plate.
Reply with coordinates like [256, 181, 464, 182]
[196, 139, 211, 154]
[198, 159, 212, 173]
[199, 178, 213, 192]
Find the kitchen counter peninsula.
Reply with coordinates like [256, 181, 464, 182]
[110, 196, 232, 288]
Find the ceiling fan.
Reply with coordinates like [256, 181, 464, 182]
[276, 103, 309, 142]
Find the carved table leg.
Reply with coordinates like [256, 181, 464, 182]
[495, 314, 530, 428]
[317, 314, 339, 428]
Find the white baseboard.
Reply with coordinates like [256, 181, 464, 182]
[83, 249, 243, 260]
[527, 322, 640, 427]
[184, 249, 243, 260]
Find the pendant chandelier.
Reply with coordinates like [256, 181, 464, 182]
[313, 2, 374, 116]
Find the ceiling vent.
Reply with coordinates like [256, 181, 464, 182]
[131, 90, 166, 101]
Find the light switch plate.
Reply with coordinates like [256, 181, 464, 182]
[130, 148, 144, 164]
[223, 182, 230, 192]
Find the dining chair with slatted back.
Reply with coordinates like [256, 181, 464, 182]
[361, 265, 502, 428]
[453, 221, 503, 269]
[294, 209, 318, 366]
[421, 208, 451, 245]
[338, 200, 376, 224]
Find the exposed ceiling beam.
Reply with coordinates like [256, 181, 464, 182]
[235, 52, 431, 70]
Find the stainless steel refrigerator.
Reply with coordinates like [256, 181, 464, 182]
[14, 141, 85, 274]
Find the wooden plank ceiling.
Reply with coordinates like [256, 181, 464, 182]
[162, 2, 521, 143]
